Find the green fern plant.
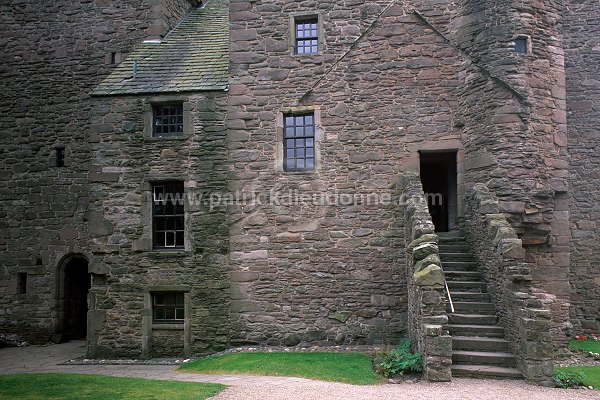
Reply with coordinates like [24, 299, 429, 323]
[374, 339, 423, 377]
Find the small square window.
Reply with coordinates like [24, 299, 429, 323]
[283, 112, 315, 172]
[153, 104, 184, 137]
[515, 37, 529, 54]
[153, 182, 185, 249]
[152, 292, 184, 324]
[295, 16, 319, 55]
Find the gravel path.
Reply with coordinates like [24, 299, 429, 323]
[211, 379, 600, 400]
[1, 341, 598, 400]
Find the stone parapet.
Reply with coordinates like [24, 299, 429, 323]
[402, 173, 451, 382]
[464, 183, 554, 386]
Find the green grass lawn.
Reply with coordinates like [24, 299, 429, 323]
[570, 339, 600, 354]
[178, 352, 383, 385]
[0, 373, 225, 400]
[556, 366, 600, 389]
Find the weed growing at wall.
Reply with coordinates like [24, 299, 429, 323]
[373, 339, 423, 378]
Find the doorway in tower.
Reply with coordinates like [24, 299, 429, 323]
[57, 255, 91, 341]
[419, 151, 458, 232]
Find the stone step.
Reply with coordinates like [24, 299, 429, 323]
[444, 270, 482, 281]
[437, 231, 463, 239]
[438, 244, 470, 252]
[449, 292, 491, 302]
[441, 261, 478, 272]
[448, 324, 506, 337]
[452, 350, 517, 367]
[439, 252, 476, 262]
[451, 364, 523, 379]
[452, 336, 510, 352]
[453, 301, 496, 314]
[438, 236, 467, 244]
[449, 313, 499, 325]
[446, 281, 487, 292]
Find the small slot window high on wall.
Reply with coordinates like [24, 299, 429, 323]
[17, 273, 27, 295]
[515, 36, 530, 54]
[153, 103, 184, 137]
[55, 147, 65, 167]
[295, 16, 319, 55]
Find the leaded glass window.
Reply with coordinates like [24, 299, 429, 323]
[152, 182, 184, 249]
[284, 113, 315, 171]
[153, 104, 184, 137]
[295, 17, 319, 55]
[152, 292, 184, 323]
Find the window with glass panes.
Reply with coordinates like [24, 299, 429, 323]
[515, 37, 529, 54]
[284, 113, 315, 171]
[152, 292, 184, 323]
[295, 17, 318, 55]
[152, 182, 184, 249]
[153, 104, 184, 137]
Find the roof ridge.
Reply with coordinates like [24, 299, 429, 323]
[162, 0, 211, 42]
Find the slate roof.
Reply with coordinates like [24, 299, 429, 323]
[92, 0, 229, 96]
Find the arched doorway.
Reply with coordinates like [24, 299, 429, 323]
[57, 255, 90, 341]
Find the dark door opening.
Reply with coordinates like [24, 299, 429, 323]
[61, 257, 90, 341]
[420, 151, 458, 232]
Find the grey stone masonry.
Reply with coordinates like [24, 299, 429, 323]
[0, 0, 599, 375]
[86, 91, 230, 358]
[464, 184, 554, 386]
[226, 0, 477, 349]
[563, 0, 600, 336]
[403, 173, 451, 382]
[0, 0, 198, 343]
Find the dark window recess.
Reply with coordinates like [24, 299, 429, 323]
[295, 17, 318, 54]
[153, 104, 184, 137]
[284, 113, 315, 171]
[56, 147, 65, 167]
[110, 52, 117, 64]
[17, 273, 27, 295]
[153, 182, 185, 249]
[515, 37, 529, 54]
[152, 292, 184, 323]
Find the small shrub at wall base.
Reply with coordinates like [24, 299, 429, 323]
[554, 370, 587, 389]
[373, 339, 423, 378]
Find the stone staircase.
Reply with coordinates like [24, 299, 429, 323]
[438, 232, 523, 380]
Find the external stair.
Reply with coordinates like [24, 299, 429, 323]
[438, 232, 523, 380]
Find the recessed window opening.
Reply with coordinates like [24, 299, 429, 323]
[284, 113, 315, 171]
[295, 16, 319, 55]
[153, 104, 184, 137]
[56, 147, 65, 167]
[110, 52, 117, 64]
[515, 37, 529, 54]
[152, 292, 184, 323]
[152, 182, 185, 249]
[17, 273, 27, 295]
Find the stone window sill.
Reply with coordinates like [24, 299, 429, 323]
[144, 135, 189, 142]
[149, 250, 191, 259]
[152, 323, 184, 330]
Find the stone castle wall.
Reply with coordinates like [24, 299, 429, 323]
[0, 0, 598, 354]
[227, 0, 468, 346]
[449, 0, 572, 344]
[0, 0, 197, 343]
[563, 0, 600, 334]
[86, 92, 230, 358]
